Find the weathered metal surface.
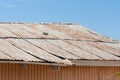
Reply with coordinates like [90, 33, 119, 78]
[0, 26, 17, 37]
[0, 23, 119, 66]
[0, 24, 38, 38]
[66, 41, 120, 60]
[13, 24, 57, 39]
[71, 60, 120, 66]
[27, 24, 74, 39]
[6, 39, 71, 64]
[45, 24, 97, 41]
[0, 51, 13, 60]
[88, 42, 120, 57]
[47, 40, 100, 60]
[27, 39, 80, 59]
[105, 43, 120, 50]
[0, 23, 116, 42]
[45, 24, 115, 42]
[0, 39, 41, 62]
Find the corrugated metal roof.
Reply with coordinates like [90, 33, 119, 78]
[0, 22, 119, 66]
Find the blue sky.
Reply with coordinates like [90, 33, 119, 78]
[0, 0, 120, 40]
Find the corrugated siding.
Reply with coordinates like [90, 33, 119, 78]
[0, 63, 120, 80]
[75, 66, 98, 80]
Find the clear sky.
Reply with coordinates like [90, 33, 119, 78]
[0, 0, 120, 40]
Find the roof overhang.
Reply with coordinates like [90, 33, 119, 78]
[71, 60, 120, 67]
[0, 61, 68, 66]
[0, 60, 120, 67]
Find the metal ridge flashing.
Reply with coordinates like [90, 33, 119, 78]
[0, 22, 78, 25]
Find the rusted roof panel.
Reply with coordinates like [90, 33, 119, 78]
[88, 42, 120, 57]
[27, 24, 74, 39]
[0, 26, 17, 37]
[0, 51, 14, 60]
[6, 39, 71, 64]
[12, 24, 57, 39]
[47, 40, 101, 60]
[66, 41, 120, 60]
[0, 22, 119, 66]
[0, 23, 116, 42]
[0, 39, 41, 62]
[27, 39, 80, 59]
[0, 24, 38, 38]
[105, 43, 120, 50]
[45, 24, 115, 42]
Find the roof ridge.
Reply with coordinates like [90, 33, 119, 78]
[0, 22, 78, 25]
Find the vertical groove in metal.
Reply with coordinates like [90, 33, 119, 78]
[0, 63, 120, 80]
[114, 67, 120, 80]
[99, 67, 116, 80]
[61, 66, 75, 80]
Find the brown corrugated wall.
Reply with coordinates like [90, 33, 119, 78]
[0, 63, 120, 80]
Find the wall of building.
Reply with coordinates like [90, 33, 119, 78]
[0, 63, 120, 80]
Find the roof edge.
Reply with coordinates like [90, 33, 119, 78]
[0, 22, 79, 25]
[0, 61, 67, 66]
[71, 60, 120, 67]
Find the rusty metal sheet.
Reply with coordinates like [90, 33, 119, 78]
[47, 40, 100, 60]
[66, 41, 120, 60]
[0, 23, 119, 63]
[0, 51, 14, 60]
[23, 24, 58, 39]
[0, 23, 116, 43]
[45, 24, 96, 41]
[12, 24, 57, 39]
[45, 24, 114, 42]
[67, 25, 115, 42]
[0, 26, 17, 37]
[0, 39, 41, 62]
[104, 43, 120, 50]
[27, 24, 74, 39]
[6, 39, 72, 64]
[88, 42, 120, 57]
[27, 39, 80, 59]
[0, 24, 38, 38]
